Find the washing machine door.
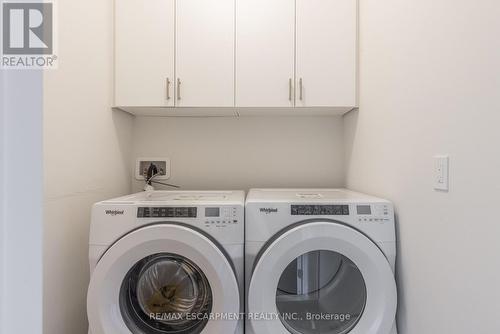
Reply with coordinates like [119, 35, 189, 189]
[87, 224, 239, 334]
[248, 221, 397, 334]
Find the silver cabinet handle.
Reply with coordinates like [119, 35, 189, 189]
[177, 78, 181, 100]
[289, 78, 293, 101]
[299, 78, 303, 101]
[166, 78, 171, 100]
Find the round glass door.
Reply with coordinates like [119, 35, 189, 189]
[119, 253, 212, 334]
[276, 250, 366, 334]
[88, 224, 240, 334]
[247, 221, 397, 334]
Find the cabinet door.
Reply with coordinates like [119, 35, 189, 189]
[115, 0, 175, 107]
[176, 0, 235, 107]
[296, 0, 357, 107]
[236, 0, 295, 107]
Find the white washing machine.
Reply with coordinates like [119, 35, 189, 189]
[87, 191, 245, 334]
[245, 189, 398, 334]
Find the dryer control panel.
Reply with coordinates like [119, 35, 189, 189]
[355, 204, 391, 223]
[291, 205, 350, 215]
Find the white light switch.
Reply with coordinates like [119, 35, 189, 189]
[434, 155, 449, 191]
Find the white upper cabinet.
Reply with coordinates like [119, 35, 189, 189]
[296, 0, 357, 107]
[114, 0, 357, 114]
[176, 0, 235, 107]
[236, 0, 296, 107]
[115, 0, 175, 107]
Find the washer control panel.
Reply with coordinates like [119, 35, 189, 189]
[204, 206, 239, 228]
[137, 207, 197, 218]
[136, 206, 241, 229]
[356, 204, 391, 223]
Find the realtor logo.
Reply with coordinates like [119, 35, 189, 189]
[1, 1, 57, 69]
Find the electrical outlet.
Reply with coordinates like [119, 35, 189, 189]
[434, 155, 449, 191]
[135, 158, 171, 180]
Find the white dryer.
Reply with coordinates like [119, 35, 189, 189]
[87, 191, 245, 334]
[245, 189, 397, 334]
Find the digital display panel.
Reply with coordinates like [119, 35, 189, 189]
[356, 205, 372, 215]
[137, 207, 197, 218]
[291, 205, 349, 216]
[205, 207, 220, 217]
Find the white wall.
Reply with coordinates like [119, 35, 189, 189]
[0, 67, 4, 334]
[43, 1, 133, 333]
[131, 116, 345, 191]
[344, 1, 500, 333]
[1, 70, 44, 334]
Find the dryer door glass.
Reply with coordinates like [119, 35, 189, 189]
[119, 253, 212, 334]
[276, 250, 366, 334]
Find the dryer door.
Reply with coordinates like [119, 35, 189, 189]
[248, 221, 396, 334]
[87, 224, 239, 334]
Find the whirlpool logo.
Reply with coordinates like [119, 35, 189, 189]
[260, 208, 278, 214]
[105, 210, 125, 216]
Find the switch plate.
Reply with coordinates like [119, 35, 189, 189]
[434, 155, 449, 191]
[135, 158, 171, 180]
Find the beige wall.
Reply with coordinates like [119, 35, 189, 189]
[131, 116, 346, 192]
[43, 1, 133, 333]
[345, 1, 500, 333]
